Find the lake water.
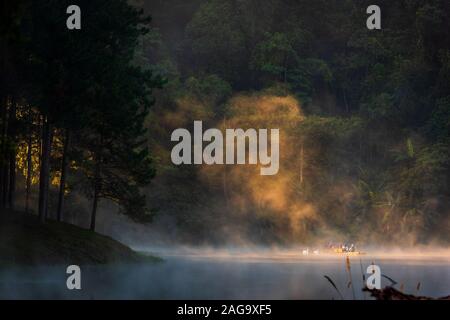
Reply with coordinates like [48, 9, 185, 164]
[1, 248, 449, 299]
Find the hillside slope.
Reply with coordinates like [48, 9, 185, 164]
[0, 210, 155, 266]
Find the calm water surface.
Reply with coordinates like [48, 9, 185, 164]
[1, 248, 449, 299]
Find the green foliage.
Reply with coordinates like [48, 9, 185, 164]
[184, 75, 232, 107]
[67, 2, 163, 221]
[185, 0, 247, 83]
[4, 0, 450, 243]
[426, 97, 450, 142]
[145, 0, 450, 244]
[251, 32, 298, 80]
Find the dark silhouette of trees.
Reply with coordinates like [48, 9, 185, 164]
[0, 0, 162, 232]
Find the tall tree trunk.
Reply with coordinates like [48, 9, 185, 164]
[222, 116, 230, 210]
[25, 133, 32, 213]
[0, 97, 3, 210]
[343, 87, 349, 114]
[1, 161, 8, 207]
[2, 164, 9, 208]
[90, 187, 99, 231]
[7, 97, 16, 209]
[0, 36, 6, 211]
[90, 155, 101, 231]
[299, 139, 304, 189]
[25, 106, 33, 213]
[57, 130, 70, 222]
[0, 96, 8, 209]
[38, 117, 52, 223]
[45, 129, 54, 219]
[8, 150, 15, 209]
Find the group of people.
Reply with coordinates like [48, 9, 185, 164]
[327, 242, 356, 253]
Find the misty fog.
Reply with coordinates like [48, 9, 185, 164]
[1, 248, 449, 299]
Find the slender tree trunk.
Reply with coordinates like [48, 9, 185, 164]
[25, 134, 32, 213]
[0, 40, 6, 211]
[0, 97, 3, 210]
[222, 116, 230, 210]
[90, 170, 99, 232]
[0, 158, 4, 210]
[343, 87, 349, 114]
[38, 117, 52, 223]
[57, 130, 70, 222]
[90, 187, 99, 231]
[90, 153, 101, 231]
[0, 96, 8, 209]
[1, 161, 8, 207]
[8, 152, 15, 209]
[25, 106, 33, 213]
[45, 128, 54, 219]
[7, 97, 16, 209]
[299, 140, 304, 189]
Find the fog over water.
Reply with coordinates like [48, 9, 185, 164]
[1, 247, 449, 299]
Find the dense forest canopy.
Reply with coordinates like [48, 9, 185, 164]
[1, 0, 449, 246]
[142, 0, 450, 246]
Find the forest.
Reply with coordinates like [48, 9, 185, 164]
[1, 0, 449, 248]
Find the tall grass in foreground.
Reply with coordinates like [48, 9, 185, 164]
[324, 258, 449, 300]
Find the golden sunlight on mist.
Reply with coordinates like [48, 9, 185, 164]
[197, 93, 319, 241]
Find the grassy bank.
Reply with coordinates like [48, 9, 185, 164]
[0, 210, 159, 266]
